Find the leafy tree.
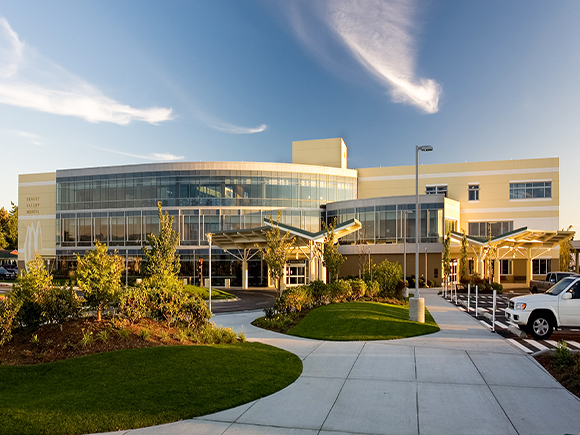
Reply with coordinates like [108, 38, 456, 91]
[372, 259, 403, 298]
[460, 230, 469, 281]
[560, 238, 573, 271]
[261, 213, 295, 295]
[0, 202, 18, 250]
[142, 202, 181, 287]
[11, 254, 52, 328]
[76, 241, 123, 321]
[323, 220, 345, 283]
[443, 231, 451, 283]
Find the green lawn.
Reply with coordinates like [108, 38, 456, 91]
[184, 284, 236, 300]
[287, 301, 440, 340]
[0, 343, 302, 435]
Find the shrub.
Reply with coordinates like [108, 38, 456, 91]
[38, 284, 82, 325]
[0, 296, 22, 345]
[146, 281, 185, 327]
[275, 285, 313, 313]
[98, 329, 110, 342]
[179, 292, 211, 328]
[555, 341, 575, 368]
[348, 279, 367, 300]
[329, 280, 352, 303]
[310, 280, 331, 305]
[80, 331, 93, 347]
[118, 286, 149, 324]
[372, 260, 403, 298]
[365, 280, 380, 299]
[139, 329, 150, 340]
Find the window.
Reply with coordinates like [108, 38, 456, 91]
[426, 185, 447, 197]
[500, 260, 512, 275]
[533, 258, 552, 275]
[468, 184, 479, 201]
[468, 221, 513, 237]
[510, 182, 551, 199]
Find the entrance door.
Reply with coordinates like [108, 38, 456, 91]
[286, 263, 306, 286]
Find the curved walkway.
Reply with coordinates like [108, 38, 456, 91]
[109, 288, 580, 435]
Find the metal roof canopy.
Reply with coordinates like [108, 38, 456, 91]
[209, 218, 362, 252]
[449, 227, 575, 259]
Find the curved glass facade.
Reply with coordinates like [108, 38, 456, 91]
[57, 169, 356, 211]
[55, 163, 357, 249]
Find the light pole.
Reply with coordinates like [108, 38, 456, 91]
[411, 144, 433, 323]
[401, 209, 413, 293]
[207, 233, 212, 314]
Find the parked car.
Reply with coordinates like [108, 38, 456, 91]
[506, 276, 580, 339]
[0, 266, 16, 280]
[529, 271, 578, 293]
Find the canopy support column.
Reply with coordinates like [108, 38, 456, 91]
[526, 248, 533, 286]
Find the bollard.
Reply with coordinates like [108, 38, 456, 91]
[468, 284, 471, 312]
[475, 285, 478, 318]
[492, 289, 496, 333]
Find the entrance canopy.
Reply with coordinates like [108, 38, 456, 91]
[449, 227, 574, 253]
[210, 218, 362, 251]
[208, 218, 361, 289]
[448, 227, 575, 284]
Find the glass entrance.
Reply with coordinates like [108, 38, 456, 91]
[286, 262, 306, 286]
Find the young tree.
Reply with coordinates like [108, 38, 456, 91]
[443, 231, 451, 283]
[11, 254, 52, 328]
[560, 239, 573, 271]
[0, 202, 18, 250]
[261, 213, 295, 295]
[323, 220, 345, 283]
[142, 202, 181, 287]
[76, 241, 123, 321]
[460, 230, 469, 282]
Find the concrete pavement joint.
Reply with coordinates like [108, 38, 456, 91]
[414, 346, 420, 435]
[318, 341, 367, 433]
[465, 350, 520, 435]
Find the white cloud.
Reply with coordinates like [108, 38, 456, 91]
[206, 120, 267, 135]
[0, 17, 172, 125]
[285, 0, 441, 113]
[97, 147, 184, 161]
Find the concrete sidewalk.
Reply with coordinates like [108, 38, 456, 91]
[110, 288, 580, 435]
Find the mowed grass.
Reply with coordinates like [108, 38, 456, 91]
[288, 301, 439, 340]
[184, 284, 236, 300]
[0, 343, 302, 435]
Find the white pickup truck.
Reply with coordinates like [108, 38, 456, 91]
[505, 276, 580, 340]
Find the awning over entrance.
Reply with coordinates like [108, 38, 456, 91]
[448, 227, 575, 284]
[208, 218, 362, 289]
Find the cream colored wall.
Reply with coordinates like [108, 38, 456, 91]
[292, 138, 347, 169]
[18, 172, 57, 268]
[358, 158, 559, 238]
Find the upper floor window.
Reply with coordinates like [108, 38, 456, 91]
[468, 184, 479, 201]
[509, 181, 551, 199]
[426, 185, 447, 197]
[468, 221, 513, 238]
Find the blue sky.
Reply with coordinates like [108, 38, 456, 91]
[2, 1, 579, 229]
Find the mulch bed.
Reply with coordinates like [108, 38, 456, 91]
[0, 317, 188, 366]
[535, 353, 580, 399]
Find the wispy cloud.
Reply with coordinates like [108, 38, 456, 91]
[11, 129, 46, 146]
[205, 119, 267, 135]
[96, 146, 184, 162]
[284, 0, 441, 113]
[0, 17, 172, 125]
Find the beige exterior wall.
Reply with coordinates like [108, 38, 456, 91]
[18, 172, 57, 269]
[292, 138, 347, 169]
[358, 157, 559, 236]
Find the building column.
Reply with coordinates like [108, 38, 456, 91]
[526, 248, 533, 286]
[477, 249, 485, 279]
[241, 260, 248, 290]
[318, 257, 327, 283]
[493, 258, 500, 284]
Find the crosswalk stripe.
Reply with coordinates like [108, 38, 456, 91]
[507, 338, 533, 353]
[458, 307, 466, 311]
[546, 340, 559, 348]
[494, 321, 508, 329]
[524, 339, 549, 351]
[566, 341, 580, 350]
[479, 320, 491, 328]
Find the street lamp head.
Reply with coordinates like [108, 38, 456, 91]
[417, 145, 433, 152]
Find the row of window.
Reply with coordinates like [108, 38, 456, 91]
[56, 208, 323, 248]
[468, 221, 514, 238]
[469, 258, 551, 275]
[425, 182, 551, 201]
[56, 173, 357, 211]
